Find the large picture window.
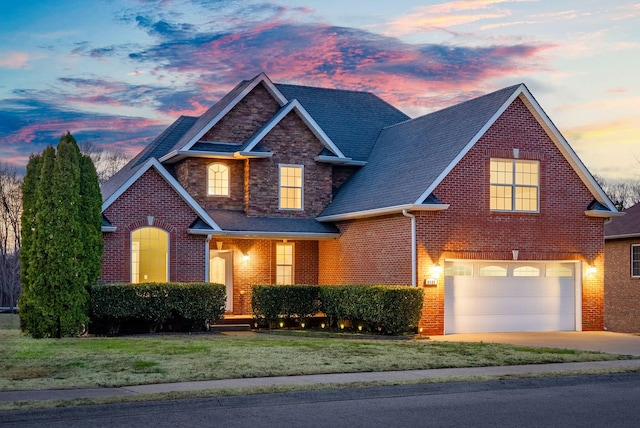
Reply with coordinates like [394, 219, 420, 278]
[276, 242, 294, 285]
[131, 227, 168, 283]
[632, 245, 640, 277]
[207, 163, 229, 196]
[490, 159, 539, 212]
[279, 165, 303, 210]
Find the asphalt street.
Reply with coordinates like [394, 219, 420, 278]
[2, 372, 640, 427]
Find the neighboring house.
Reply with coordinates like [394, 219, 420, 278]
[101, 72, 620, 335]
[604, 203, 640, 332]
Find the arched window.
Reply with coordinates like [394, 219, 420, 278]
[207, 163, 229, 196]
[131, 227, 168, 283]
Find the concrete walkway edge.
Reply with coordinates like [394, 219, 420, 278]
[2, 359, 640, 403]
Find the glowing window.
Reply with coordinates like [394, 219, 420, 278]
[131, 227, 168, 283]
[207, 163, 229, 196]
[513, 266, 540, 277]
[279, 165, 303, 210]
[546, 265, 573, 277]
[490, 159, 539, 212]
[445, 264, 473, 277]
[276, 243, 294, 285]
[479, 265, 507, 277]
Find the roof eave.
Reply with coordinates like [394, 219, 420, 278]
[585, 210, 625, 218]
[317, 204, 450, 222]
[188, 229, 340, 240]
[605, 232, 640, 240]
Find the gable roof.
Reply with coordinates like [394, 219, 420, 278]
[101, 115, 197, 203]
[102, 157, 221, 232]
[318, 84, 620, 220]
[275, 83, 409, 161]
[242, 99, 347, 159]
[605, 203, 639, 239]
[159, 73, 288, 162]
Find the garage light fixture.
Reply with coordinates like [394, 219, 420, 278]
[587, 265, 597, 276]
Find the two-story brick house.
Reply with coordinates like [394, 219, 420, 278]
[101, 73, 620, 335]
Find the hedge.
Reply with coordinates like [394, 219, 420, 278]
[90, 282, 226, 335]
[251, 285, 320, 327]
[251, 284, 423, 334]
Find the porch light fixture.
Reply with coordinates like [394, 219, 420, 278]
[426, 263, 442, 285]
[587, 265, 597, 276]
[242, 253, 250, 262]
[430, 264, 442, 277]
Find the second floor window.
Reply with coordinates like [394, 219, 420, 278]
[207, 163, 229, 196]
[279, 165, 303, 210]
[490, 159, 539, 212]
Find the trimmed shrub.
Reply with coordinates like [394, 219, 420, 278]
[321, 285, 423, 334]
[251, 285, 320, 327]
[90, 282, 225, 335]
[252, 284, 423, 335]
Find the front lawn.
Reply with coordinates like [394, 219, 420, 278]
[0, 314, 632, 391]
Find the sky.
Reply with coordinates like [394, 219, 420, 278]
[0, 0, 639, 181]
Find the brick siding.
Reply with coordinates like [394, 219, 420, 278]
[102, 167, 206, 283]
[605, 238, 640, 332]
[211, 239, 318, 314]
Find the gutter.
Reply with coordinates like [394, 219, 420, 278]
[402, 210, 417, 287]
[204, 234, 212, 282]
[317, 203, 449, 222]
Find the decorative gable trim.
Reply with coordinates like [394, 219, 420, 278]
[101, 158, 221, 231]
[413, 84, 619, 214]
[243, 99, 347, 159]
[160, 73, 288, 162]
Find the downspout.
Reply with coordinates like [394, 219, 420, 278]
[204, 234, 212, 282]
[402, 210, 417, 287]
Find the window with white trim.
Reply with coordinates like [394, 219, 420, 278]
[276, 243, 294, 285]
[279, 165, 303, 210]
[131, 227, 168, 283]
[207, 163, 229, 196]
[632, 245, 640, 277]
[513, 266, 540, 277]
[479, 265, 507, 277]
[445, 264, 473, 277]
[490, 159, 539, 212]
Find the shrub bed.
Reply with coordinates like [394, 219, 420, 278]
[252, 285, 423, 335]
[90, 282, 226, 335]
[251, 285, 321, 328]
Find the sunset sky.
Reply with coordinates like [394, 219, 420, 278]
[1, 0, 638, 181]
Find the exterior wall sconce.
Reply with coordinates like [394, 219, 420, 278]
[242, 253, 250, 262]
[587, 265, 597, 276]
[425, 263, 442, 286]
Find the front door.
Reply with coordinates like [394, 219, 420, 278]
[210, 251, 233, 312]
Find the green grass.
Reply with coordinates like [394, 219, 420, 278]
[0, 313, 633, 392]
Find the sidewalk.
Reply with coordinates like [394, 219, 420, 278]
[2, 359, 640, 403]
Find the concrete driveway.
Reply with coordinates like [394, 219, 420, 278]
[428, 331, 640, 357]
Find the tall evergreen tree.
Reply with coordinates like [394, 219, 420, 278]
[19, 133, 103, 338]
[19, 153, 43, 334]
[79, 153, 103, 289]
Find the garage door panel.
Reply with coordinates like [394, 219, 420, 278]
[444, 262, 576, 334]
[448, 314, 574, 333]
[448, 296, 572, 316]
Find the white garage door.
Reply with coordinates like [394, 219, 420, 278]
[444, 262, 577, 334]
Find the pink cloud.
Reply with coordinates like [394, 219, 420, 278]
[0, 52, 30, 69]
